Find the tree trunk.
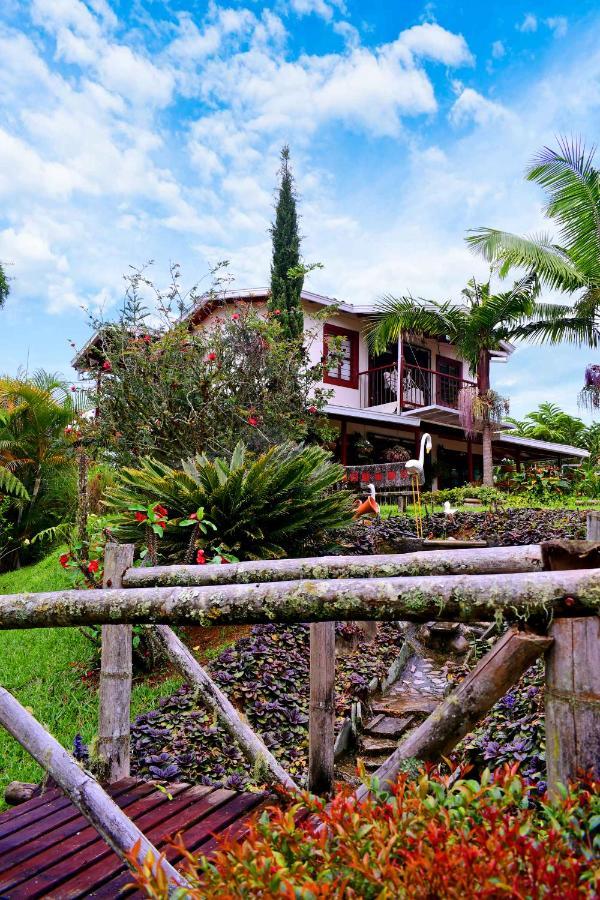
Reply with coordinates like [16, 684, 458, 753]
[356, 627, 552, 799]
[76, 448, 89, 546]
[482, 423, 494, 486]
[1, 566, 599, 629]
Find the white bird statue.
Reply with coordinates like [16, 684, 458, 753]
[443, 500, 457, 519]
[405, 433, 432, 538]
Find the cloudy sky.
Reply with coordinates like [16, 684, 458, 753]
[0, 0, 598, 419]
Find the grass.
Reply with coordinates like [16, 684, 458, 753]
[0, 549, 181, 810]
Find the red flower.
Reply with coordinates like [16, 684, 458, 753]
[143, 334, 151, 344]
[231, 313, 240, 321]
[59, 552, 71, 568]
[153, 504, 168, 518]
[157, 521, 166, 529]
[247, 416, 258, 427]
[273, 309, 281, 315]
[64, 426, 72, 434]
[196, 549, 206, 565]
[102, 360, 112, 371]
[88, 560, 99, 574]
[71, 386, 77, 392]
[134, 511, 148, 522]
[189, 511, 198, 520]
[207, 352, 217, 361]
[308, 405, 318, 414]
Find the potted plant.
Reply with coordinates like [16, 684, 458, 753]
[382, 445, 410, 464]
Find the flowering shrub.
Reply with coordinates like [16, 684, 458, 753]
[91, 267, 333, 466]
[129, 768, 599, 898]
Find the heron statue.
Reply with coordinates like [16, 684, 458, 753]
[405, 433, 432, 538]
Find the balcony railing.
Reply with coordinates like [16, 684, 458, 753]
[358, 361, 475, 413]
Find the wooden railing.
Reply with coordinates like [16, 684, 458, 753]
[358, 360, 476, 412]
[0, 515, 598, 891]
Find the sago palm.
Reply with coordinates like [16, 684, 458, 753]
[467, 137, 600, 347]
[367, 274, 578, 485]
[505, 402, 587, 447]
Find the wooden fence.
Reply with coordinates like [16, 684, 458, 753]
[0, 512, 598, 891]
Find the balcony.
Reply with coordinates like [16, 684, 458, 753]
[357, 361, 476, 414]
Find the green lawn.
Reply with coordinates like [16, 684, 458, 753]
[0, 550, 181, 809]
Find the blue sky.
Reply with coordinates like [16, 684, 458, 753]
[0, 0, 598, 419]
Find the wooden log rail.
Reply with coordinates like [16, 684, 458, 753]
[0, 522, 598, 890]
[1, 567, 598, 629]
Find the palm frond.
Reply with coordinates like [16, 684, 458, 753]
[466, 228, 586, 292]
[0, 467, 30, 499]
[526, 137, 600, 278]
[366, 295, 465, 354]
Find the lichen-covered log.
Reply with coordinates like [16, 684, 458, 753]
[356, 627, 552, 799]
[152, 625, 298, 792]
[1, 568, 599, 630]
[0, 684, 187, 889]
[123, 544, 545, 588]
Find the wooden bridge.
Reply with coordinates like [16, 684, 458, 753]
[0, 513, 598, 895]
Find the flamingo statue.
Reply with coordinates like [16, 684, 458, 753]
[405, 433, 432, 538]
[353, 483, 380, 520]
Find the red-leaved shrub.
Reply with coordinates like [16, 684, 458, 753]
[129, 767, 599, 898]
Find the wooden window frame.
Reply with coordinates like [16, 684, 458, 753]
[323, 324, 359, 389]
[436, 354, 462, 405]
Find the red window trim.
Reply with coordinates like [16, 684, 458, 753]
[323, 324, 359, 389]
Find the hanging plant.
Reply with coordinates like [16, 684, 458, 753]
[579, 364, 600, 411]
[458, 387, 509, 438]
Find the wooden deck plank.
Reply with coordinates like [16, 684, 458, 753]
[95, 791, 267, 899]
[0, 780, 142, 867]
[8, 785, 209, 900]
[0, 779, 276, 900]
[63, 786, 234, 900]
[0, 782, 163, 893]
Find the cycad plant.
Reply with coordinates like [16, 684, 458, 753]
[367, 274, 574, 485]
[105, 442, 354, 562]
[467, 137, 600, 406]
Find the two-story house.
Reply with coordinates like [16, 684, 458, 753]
[182, 288, 588, 489]
[73, 286, 588, 488]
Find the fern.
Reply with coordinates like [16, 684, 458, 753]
[0, 468, 29, 500]
[105, 442, 354, 561]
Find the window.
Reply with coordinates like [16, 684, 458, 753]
[323, 324, 359, 388]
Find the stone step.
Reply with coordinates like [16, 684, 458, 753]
[361, 736, 398, 754]
[357, 752, 392, 772]
[364, 714, 414, 738]
[372, 696, 438, 717]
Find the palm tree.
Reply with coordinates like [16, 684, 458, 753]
[467, 137, 600, 348]
[0, 371, 87, 567]
[367, 274, 577, 486]
[505, 402, 587, 447]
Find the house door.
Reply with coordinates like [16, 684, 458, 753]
[436, 355, 462, 407]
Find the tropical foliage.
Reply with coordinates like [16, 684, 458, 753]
[506, 402, 590, 448]
[130, 767, 599, 898]
[368, 274, 557, 485]
[268, 146, 304, 341]
[0, 371, 87, 568]
[104, 442, 354, 562]
[91, 268, 330, 467]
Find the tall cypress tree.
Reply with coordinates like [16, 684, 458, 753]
[269, 146, 304, 340]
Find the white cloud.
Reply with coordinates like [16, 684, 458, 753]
[396, 22, 474, 66]
[491, 40, 505, 59]
[289, 0, 346, 22]
[546, 16, 568, 37]
[516, 13, 538, 33]
[449, 88, 512, 127]
[333, 20, 360, 48]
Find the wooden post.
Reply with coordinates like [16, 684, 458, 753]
[467, 438, 474, 484]
[544, 511, 600, 799]
[97, 543, 135, 782]
[0, 685, 186, 889]
[340, 420, 348, 466]
[308, 622, 336, 794]
[356, 628, 551, 799]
